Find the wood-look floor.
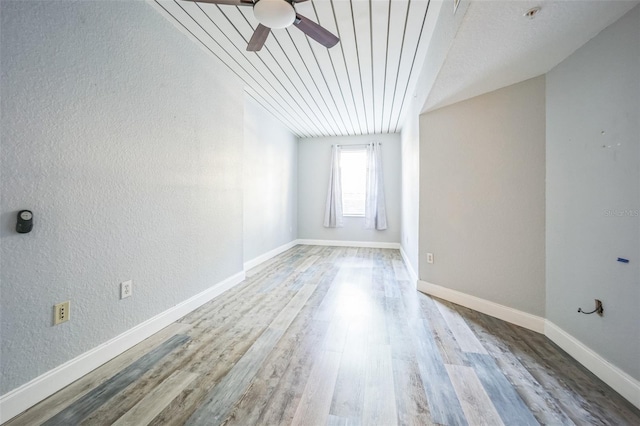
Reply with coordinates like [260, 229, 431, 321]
[7, 246, 640, 425]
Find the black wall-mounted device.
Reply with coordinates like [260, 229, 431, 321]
[16, 210, 33, 234]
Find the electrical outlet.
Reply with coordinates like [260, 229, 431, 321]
[427, 253, 434, 264]
[54, 301, 70, 325]
[595, 299, 604, 316]
[120, 280, 133, 299]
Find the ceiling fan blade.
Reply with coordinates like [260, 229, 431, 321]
[247, 24, 271, 51]
[181, 0, 254, 6]
[293, 14, 339, 48]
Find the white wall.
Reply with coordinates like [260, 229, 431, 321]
[297, 134, 401, 245]
[243, 97, 298, 264]
[400, 111, 420, 278]
[419, 76, 546, 317]
[0, 1, 244, 395]
[546, 5, 640, 381]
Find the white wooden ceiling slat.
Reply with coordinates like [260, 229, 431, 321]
[282, 28, 346, 136]
[392, 0, 433, 133]
[156, 0, 310, 137]
[312, 0, 363, 135]
[387, 0, 430, 133]
[258, 31, 338, 136]
[285, 4, 350, 136]
[177, 1, 315, 136]
[351, 0, 374, 134]
[155, 0, 449, 136]
[304, 3, 357, 136]
[331, 0, 368, 135]
[381, 0, 409, 133]
[200, 4, 326, 135]
[264, 24, 341, 136]
[293, 1, 351, 137]
[227, 7, 333, 136]
[302, 35, 351, 136]
[370, 0, 390, 134]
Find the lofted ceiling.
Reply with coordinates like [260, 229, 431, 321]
[152, 0, 437, 138]
[424, 0, 639, 112]
[152, 0, 639, 138]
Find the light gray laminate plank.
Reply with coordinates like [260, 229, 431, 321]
[327, 414, 361, 426]
[483, 315, 601, 424]
[256, 319, 332, 426]
[291, 350, 342, 426]
[147, 323, 273, 425]
[42, 334, 190, 426]
[362, 345, 398, 426]
[382, 261, 402, 299]
[386, 286, 433, 425]
[187, 284, 317, 425]
[257, 267, 300, 293]
[460, 307, 575, 425]
[419, 295, 465, 366]
[306, 244, 324, 254]
[5, 323, 191, 426]
[433, 298, 489, 354]
[295, 255, 320, 272]
[148, 289, 304, 425]
[314, 269, 349, 321]
[222, 316, 330, 426]
[328, 322, 367, 420]
[244, 246, 300, 277]
[411, 318, 468, 426]
[446, 364, 506, 426]
[185, 328, 283, 425]
[322, 315, 350, 353]
[392, 259, 410, 281]
[188, 247, 303, 322]
[112, 370, 198, 426]
[385, 296, 415, 361]
[392, 358, 434, 426]
[465, 353, 538, 426]
[270, 284, 317, 331]
[514, 324, 640, 425]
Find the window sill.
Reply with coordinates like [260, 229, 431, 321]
[343, 214, 365, 218]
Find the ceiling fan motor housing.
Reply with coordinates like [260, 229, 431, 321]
[253, 0, 296, 29]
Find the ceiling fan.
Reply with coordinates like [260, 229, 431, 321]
[183, 0, 340, 52]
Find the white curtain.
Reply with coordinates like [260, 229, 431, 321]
[323, 145, 344, 228]
[365, 143, 387, 230]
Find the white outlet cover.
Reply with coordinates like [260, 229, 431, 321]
[120, 280, 133, 299]
[427, 253, 434, 264]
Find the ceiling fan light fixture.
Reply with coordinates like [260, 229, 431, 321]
[253, 0, 296, 29]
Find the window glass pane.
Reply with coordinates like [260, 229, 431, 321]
[340, 149, 366, 216]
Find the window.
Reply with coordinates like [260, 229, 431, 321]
[340, 148, 367, 216]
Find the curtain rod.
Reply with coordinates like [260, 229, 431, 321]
[332, 142, 382, 147]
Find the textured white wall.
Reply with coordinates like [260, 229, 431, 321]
[243, 96, 298, 263]
[419, 76, 546, 317]
[0, 1, 244, 394]
[297, 134, 401, 244]
[546, 5, 640, 380]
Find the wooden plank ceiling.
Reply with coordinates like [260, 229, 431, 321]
[153, 0, 435, 137]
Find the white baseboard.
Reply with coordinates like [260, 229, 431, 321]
[243, 240, 299, 271]
[399, 247, 418, 286]
[0, 271, 246, 424]
[297, 239, 400, 249]
[417, 280, 546, 333]
[545, 321, 640, 409]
